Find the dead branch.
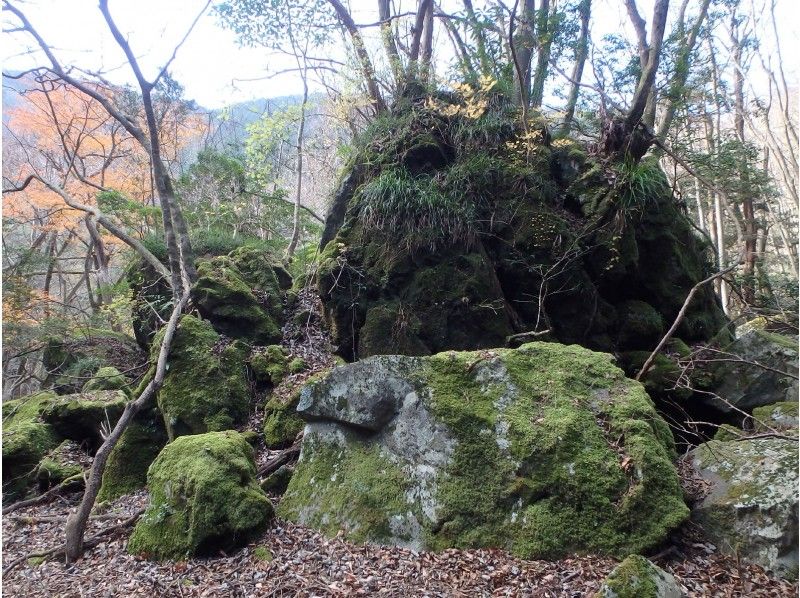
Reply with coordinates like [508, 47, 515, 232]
[2, 474, 85, 516]
[637, 258, 742, 381]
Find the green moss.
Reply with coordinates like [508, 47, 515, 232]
[253, 546, 273, 562]
[288, 358, 308, 374]
[35, 440, 83, 489]
[752, 401, 798, 433]
[260, 464, 294, 494]
[358, 302, 430, 358]
[618, 351, 692, 401]
[251, 345, 289, 386]
[423, 343, 685, 559]
[278, 434, 411, 543]
[39, 390, 128, 443]
[98, 408, 168, 501]
[616, 300, 664, 349]
[2, 392, 61, 499]
[127, 431, 272, 560]
[155, 315, 250, 440]
[82, 366, 129, 394]
[262, 382, 307, 449]
[599, 555, 661, 598]
[192, 257, 282, 344]
[714, 424, 744, 441]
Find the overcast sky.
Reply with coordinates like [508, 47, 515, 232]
[2, 0, 797, 109]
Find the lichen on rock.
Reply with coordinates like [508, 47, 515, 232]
[279, 342, 688, 559]
[690, 437, 799, 579]
[127, 430, 273, 560]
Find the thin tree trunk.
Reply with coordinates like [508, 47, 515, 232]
[286, 65, 309, 259]
[530, 0, 552, 109]
[64, 291, 190, 562]
[561, 0, 590, 132]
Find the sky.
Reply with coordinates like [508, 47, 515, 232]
[2, 0, 798, 109]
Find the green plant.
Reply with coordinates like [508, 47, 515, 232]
[613, 157, 670, 210]
[357, 167, 477, 252]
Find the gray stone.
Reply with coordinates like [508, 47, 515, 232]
[296, 355, 419, 431]
[690, 437, 798, 579]
[596, 555, 683, 598]
[711, 330, 798, 413]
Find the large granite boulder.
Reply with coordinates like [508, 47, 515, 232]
[279, 343, 688, 559]
[596, 555, 682, 598]
[128, 431, 273, 560]
[709, 330, 798, 414]
[690, 437, 798, 579]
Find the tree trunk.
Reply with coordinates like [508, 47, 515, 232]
[512, 0, 537, 107]
[286, 64, 309, 259]
[561, 0, 591, 132]
[64, 292, 190, 562]
[530, 0, 552, 109]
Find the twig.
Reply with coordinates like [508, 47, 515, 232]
[637, 257, 742, 381]
[2, 474, 84, 516]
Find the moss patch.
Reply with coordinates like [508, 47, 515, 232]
[82, 366, 129, 394]
[128, 431, 272, 560]
[598, 555, 663, 598]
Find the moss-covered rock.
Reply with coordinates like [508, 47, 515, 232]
[42, 331, 144, 394]
[690, 437, 798, 579]
[316, 95, 727, 362]
[752, 401, 798, 433]
[260, 464, 294, 495]
[98, 407, 168, 501]
[707, 329, 798, 413]
[39, 390, 128, 447]
[127, 431, 273, 560]
[82, 366, 129, 393]
[263, 395, 304, 449]
[251, 345, 289, 387]
[155, 315, 250, 440]
[280, 343, 688, 558]
[2, 392, 61, 499]
[595, 555, 682, 598]
[192, 257, 282, 344]
[34, 440, 84, 490]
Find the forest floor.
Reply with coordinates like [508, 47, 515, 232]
[3, 289, 798, 597]
[2, 487, 797, 597]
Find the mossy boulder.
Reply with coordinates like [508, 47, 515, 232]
[127, 431, 273, 560]
[2, 392, 61, 499]
[82, 366, 129, 393]
[690, 437, 799, 579]
[39, 390, 128, 448]
[316, 96, 727, 362]
[42, 331, 144, 394]
[192, 257, 282, 344]
[708, 329, 798, 413]
[280, 343, 688, 558]
[595, 555, 682, 598]
[263, 393, 304, 449]
[98, 407, 168, 501]
[155, 315, 250, 440]
[251, 345, 289, 387]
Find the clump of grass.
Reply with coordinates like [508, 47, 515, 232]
[614, 157, 670, 210]
[357, 167, 477, 252]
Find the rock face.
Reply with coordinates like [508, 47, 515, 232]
[279, 343, 688, 558]
[154, 315, 250, 440]
[690, 437, 798, 579]
[316, 95, 726, 361]
[129, 241, 289, 350]
[596, 555, 682, 598]
[709, 330, 798, 413]
[128, 431, 273, 560]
